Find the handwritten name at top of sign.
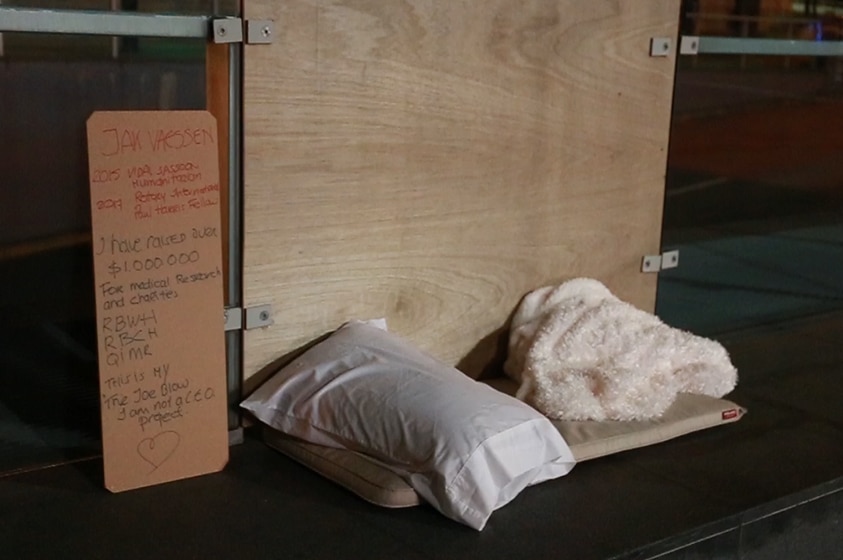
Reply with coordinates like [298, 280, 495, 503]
[99, 126, 216, 156]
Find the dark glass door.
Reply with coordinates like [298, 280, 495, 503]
[658, 1, 843, 414]
[0, 1, 232, 476]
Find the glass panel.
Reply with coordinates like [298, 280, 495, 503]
[686, 0, 843, 41]
[658, 2, 843, 393]
[0, 31, 206, 475]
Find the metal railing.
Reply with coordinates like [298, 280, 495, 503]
[686, 12, 843, 66]
[0, 6, 211, 38]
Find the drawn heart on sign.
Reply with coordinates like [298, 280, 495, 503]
[137, 431, 181, 471]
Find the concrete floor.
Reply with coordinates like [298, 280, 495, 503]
[2, 309, 843, 559]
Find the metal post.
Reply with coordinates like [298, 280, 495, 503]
[225, 40, 243, 431]
[110, 0, 119, 59]
[0, 0, 4, 58]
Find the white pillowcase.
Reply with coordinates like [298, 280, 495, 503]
[241, 320, 576, 530]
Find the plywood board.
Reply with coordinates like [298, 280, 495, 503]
[87, 111, 228, 492]
[242, 0, 680, 383]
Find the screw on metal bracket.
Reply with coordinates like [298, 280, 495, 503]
[680, 35, 700, 55]
[641, 255, 663, 273]
[245, 304, 274, 329]
[649, 37, 672, 57]
[247, 20, 275, 44]
[661, 250, 680, 270]
[212, 18, 243, 44]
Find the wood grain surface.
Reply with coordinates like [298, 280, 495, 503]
[242, 0, 680, 384]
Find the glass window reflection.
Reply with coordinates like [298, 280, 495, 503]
[0, 21, 208, 473]
[659, 2, 843, 389]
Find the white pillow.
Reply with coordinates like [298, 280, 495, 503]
[241, 321, 576, 530]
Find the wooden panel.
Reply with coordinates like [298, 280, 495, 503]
[242, 0, 680, 384]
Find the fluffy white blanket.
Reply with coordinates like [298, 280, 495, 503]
[503, 278, 738, 421]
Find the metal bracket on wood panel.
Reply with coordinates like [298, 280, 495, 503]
[245, 304, 274, 329]
[641, 250, 680, 273]
[224, 307, 243, 331]
[649, 37, 672, 57]
[225, 305, 274, 330]
[680, 35, 700, 55]
[246, 19, 274, 44]
[641, 255, 663, 273]
[212, 17, 243, 44]
[212, 17, 273, 44]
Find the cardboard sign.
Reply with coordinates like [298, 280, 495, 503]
[87, 111, 228, 492]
